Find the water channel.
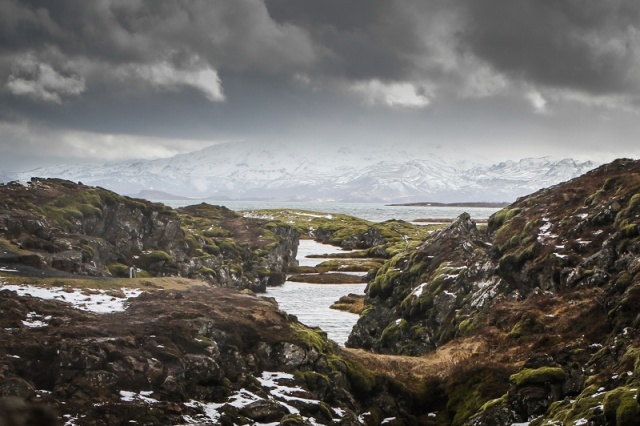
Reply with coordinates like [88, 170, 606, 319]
[264, 240, 367, 346]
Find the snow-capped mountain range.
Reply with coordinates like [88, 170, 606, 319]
[4, 141, 597, 203]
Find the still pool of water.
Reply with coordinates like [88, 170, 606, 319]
[265, 281, 366, 346]
[264, 239, 367, 346]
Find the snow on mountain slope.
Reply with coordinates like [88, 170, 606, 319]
[6, 141, 596, 202]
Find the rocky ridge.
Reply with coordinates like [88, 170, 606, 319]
[0, 178, 298, 292]
[347, 158, 640, 424]
[0, 284, 423, 425]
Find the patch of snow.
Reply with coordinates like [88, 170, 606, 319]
[381, 418, 397, 424]
[553, 253, 568, 259]
[411, 282, 429, 297]
[184, 371, 326, 425]
[0, 284, 142, 313]
[574, 419, 588, 426]
[22, 311, 49, 328]
[578, 213, 589, 219]
[0, 267, 18, 272]
[62, 414, 84, 426]
[119, 390, 159, 404]
[470, 278, 501, 308]
[333, 407, 346, 418]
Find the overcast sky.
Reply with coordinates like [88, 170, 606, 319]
[1, 0, 639, 171]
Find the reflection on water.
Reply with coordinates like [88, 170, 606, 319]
[265, 281, 366, 346]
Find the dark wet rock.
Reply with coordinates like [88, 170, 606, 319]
[0, 397, 59, 426]
[240, 399, 289, 422]
[0, 378, 35, 399]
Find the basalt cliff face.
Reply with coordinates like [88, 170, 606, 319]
[0, 178, 298, 292]
[348, 158, 640, 425]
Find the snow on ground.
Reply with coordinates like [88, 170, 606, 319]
[119, 390, 159, 404]
[22, 311, 51, 328]
[0, 283, 142, 314]
[182, 371, 329, 425]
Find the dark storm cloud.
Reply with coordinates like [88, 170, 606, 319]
[458, 0, 640, 96]
[0, 0, 639, 171]
[265, 0, 425, 80]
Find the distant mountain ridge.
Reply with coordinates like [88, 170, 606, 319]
[3, 141, 597, 203]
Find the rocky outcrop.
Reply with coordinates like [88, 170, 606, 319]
[0, 179, 298, 291]
[347, 212, 505, 354]
[347, 159, 640, 425]
[0, 285, 418, 425]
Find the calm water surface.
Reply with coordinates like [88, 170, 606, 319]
[161, 200, 500, 223]
[265, 239, 367, 346]
[162, 201, 500, 345]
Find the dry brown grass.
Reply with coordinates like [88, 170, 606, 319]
[0, 275, 210, 291]
[340, 336, 489, 394]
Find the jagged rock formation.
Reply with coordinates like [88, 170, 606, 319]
[348, 158, 640, 424]
[0, 178, 298, 291]
[0, 285, 421, 425]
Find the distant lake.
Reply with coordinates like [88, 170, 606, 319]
[160, 200, 501, 222]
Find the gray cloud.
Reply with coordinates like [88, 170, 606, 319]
[0, 0, 639, 171]
[458, 0, 640, 96]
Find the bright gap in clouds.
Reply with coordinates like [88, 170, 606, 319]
[0, 121, 221, 170]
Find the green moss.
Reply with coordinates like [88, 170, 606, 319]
[489, 208, 521, 229]
[107, 263, 131, 278]
[141, 250, 172, 263]
[585, 189, 606, 206]
[621, 224, 639, 238]
[603, 386, 640, 426]
[289, 323, 329, 352]
[380, 319, 408, 344]
[615, 193, 640, 228]
[509, 367, 566, 387]
[499, 242, 538, 270]
[76, 203, 103, 218]
[0, 239, 31, 255]
[196, 267, 216, 275]
[203, 227, 233, 238]
[458, 318, 474, 335]
[477, 394, 508, 413]
[622, 347, 640, 376]
[368, 255, 404, 299]
[508, 311, 545, 340]
[203, 244, 220, 255]
[293, 370, 330, 392]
